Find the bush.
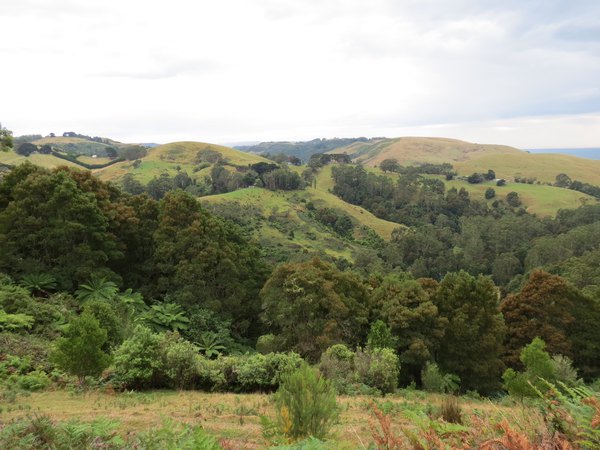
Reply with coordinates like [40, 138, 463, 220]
[13, 370, 50, 391]
[265, 363, 338, 442]
[161, 333, 200, 389]
[421, 362, 460, 394]
[355, 348, 399, 394]
[319, 344, 355, 383]
[112, 326, 165, 390]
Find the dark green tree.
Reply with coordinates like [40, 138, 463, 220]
[484, 187, 496, 199]
[153, 190, 267, 337]
[433, 271, 506, 392]
[370, 274, 446, 382]
[0, 164, 121, 290]
[260, 258, 369, 361]
[379, 159, 401, 173]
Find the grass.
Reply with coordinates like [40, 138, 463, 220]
[444, 177, 597, 217]
[456, 151, 600, 186]
[0, 389, 539, 448]
[334, 136, 600, 187]
[0, 151, 81, 169]
[95, 141, 271, 183]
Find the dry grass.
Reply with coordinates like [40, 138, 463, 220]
[334, 137, 600, 187]
[0, 389, 540, 448]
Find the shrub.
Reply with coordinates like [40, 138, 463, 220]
[355, 348, 399, 394]
[319, 344, 355, 382]
[484, 187, 496, 199]
[51, 313, 111, 386]
[265, 363, 338, 442]
[14, 370, 50, 391]
[161, 333, 200, 389]
[236, 353, 270, 391]
[112, 326, 165, 390]
[421, 362, 460, 394]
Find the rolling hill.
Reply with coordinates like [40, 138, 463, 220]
[95, 141, 271, 183]
[1, 136, 598, 225]
[332, 137, 600, 186]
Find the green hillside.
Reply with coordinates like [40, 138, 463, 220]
[0, 150, 81, 169]
[333, 137, 600, 186]
[95, 141, 270, 183]
[368, 167, 597, 217]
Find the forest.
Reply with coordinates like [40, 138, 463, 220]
[1, 159, 600, 448]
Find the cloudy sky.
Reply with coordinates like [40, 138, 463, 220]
[1, 0, 599, 147]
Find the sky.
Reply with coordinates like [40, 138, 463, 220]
[1, 0, 600, 148]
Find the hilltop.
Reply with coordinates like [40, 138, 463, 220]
[235, 137, 377, 162]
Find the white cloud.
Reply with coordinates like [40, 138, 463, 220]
[1, 0, 599, 146]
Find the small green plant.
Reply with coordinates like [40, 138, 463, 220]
[263, 363, 339, 443]
[421, 362, 460, 394]
[196, 332, 226, 358]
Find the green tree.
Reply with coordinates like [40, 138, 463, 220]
[379, 159, 400, 173]
[268, 363, 338, 442]
[366, 320, 396, 350]
[0, 123, 13, 152]
[433, 271, 506, 393]
[142, 303, 190, 333]
[484, 187, 496, 199]
[506, 191, 522, 207]
[19, 273, 57, 298]
[0, 164, 121, 290]
[502, 337, 556, 398]
[83, 299, 124, 350]
[370, 274, 445, 382]
[501, 270, 600, 379]
[260, 258, 369, 361]
[554, 173, 572, 188]
[51, 313, 111, 385]
[154, 190, 267, 338]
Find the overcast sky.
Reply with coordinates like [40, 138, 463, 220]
[1, 0, 599, 148]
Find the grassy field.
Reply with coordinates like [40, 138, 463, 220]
[445, 177, 597, 217]
[0, 151, 81, 169]
[366, 165, 597, 217]
[455, 151, 600, 185]
[0, 389, 538, 449]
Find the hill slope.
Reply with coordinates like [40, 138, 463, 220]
[333, 137, 600, 185]
[95, 141, 271, 183]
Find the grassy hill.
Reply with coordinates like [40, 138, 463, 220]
[200, 165, 400, 263]
[333, 137, 600, 186]
[95, 141, 270, 183]
[32, 136, 125, 157]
